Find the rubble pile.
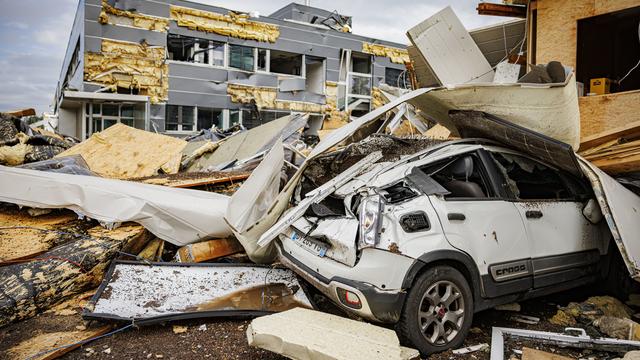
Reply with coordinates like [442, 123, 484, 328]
[4, 2, 640, 360]
[0, 111, 76, 166]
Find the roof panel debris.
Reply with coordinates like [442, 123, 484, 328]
[3, 0, 640, 358]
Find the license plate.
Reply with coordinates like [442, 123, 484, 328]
[289, 229, 328, 257]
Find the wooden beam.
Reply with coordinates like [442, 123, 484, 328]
[579, 120, 640, 151]
[477, 2, 527, 18]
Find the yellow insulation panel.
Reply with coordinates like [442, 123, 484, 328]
[227, 84, 277, 108]
[170, 5, 279, 43]
[227, 83, 325, 113]
[362, 43, 410, 64]
[98, 0, 168, 32]
[84, 39, 168, 104]
[371, 87, 386, 109]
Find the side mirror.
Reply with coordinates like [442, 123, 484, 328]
[582, 198, 603, 224]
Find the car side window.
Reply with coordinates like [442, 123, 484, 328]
[420, 153, 495, 200]
[489, 151, 588, 201]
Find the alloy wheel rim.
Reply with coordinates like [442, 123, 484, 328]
[417, 280, 465, 345]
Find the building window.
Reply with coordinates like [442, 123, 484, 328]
[305, 56, 325, 95]
[197, 107, 223, 130]
[577, 6, 640, 94]
[228, 44, 254, 71]
[260, 110, 290, 123]
[270, 49, 303, 76]
[351, 52, 371, 74]
[166, 105, 195, 132]
[256, 48, 268, 71]
[385, 67, 408, 88]
[167, 34, 225, 67]
[84, 103, 145, 139]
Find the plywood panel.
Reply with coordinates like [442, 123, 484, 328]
[536, 0, 640, 67]
[579, 90, 640, 139]
[57, 123, 187, 179]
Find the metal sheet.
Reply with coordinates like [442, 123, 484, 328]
[257, 151, 383, 248]
[407, 6, 494, 85]
[447, 110, 583, 178]
[490, 327, 640, 360]
[408, 69, 581, 150]
[0, 165, 232, 246]
[84, 261, 312, 324]
[580, 158, 640, 281]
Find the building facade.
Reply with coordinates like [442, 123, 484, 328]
[54, 0, 411, 139]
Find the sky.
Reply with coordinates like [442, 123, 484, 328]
[0, 0, 509, 114]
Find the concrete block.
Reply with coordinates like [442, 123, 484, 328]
[246, 308, 419, 360]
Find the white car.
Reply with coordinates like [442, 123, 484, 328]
[274, 111, 635, 355]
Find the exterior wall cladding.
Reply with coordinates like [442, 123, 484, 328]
[55, 0, 409, 139]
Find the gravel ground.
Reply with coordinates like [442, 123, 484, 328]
[0, 284, 631, 360]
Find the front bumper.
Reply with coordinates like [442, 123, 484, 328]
[277, 240, 411, 323]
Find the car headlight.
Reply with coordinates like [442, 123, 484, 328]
[358, 194, 383, 249]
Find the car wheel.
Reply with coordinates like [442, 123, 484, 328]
[397, 265, 473, 355]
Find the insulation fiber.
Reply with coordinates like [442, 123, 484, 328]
[170, 5, 279, 43]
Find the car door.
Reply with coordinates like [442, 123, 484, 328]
[424, 149, 533, 297]
[487, 149, 603, 288]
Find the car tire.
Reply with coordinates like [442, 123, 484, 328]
[397, 265, 473, 355]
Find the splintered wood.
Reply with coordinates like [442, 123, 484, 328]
[0, 218, 148, 327]
[579, 120, 640, 175]
[0, 208, 91, 264]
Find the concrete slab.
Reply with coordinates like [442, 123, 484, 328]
[246, 308, 419, 360]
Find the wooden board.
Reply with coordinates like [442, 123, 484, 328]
[522, 347, 572, 360]
[56, 123, 187, 179]
[580, 119, 640, 151]
[537, 0, 640, 67]
[7, 325, 113, 360]
[579, 90, 640, 139]
[0, 223, 148, 327]
[134, 171, 250, 188]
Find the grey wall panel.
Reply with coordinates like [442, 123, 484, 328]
[168, 90, 233, 109]
[85, 3, 102, 21]
[169, 63, 228, 82]
[58, 0, 85, 94]
[326, 69, 339, 82]
[84, 36, 102, 52]
[85, 22, 166, 46]
[227, 71, 278, 87]
[326, 58, 340, 71]
[276, 91, 325, 104]
[85, 0, 100, 6]
[170, 0, 229, 14]
[168, 23, 229, 43]
[113, 0, 170, 17]
[169, 77, 228, 95]
[82, 83, 104, 92]
[278, 78, 305, 92]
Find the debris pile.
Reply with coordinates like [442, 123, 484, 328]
[0, 110, 76, 166]
[3, 1, 640, 359]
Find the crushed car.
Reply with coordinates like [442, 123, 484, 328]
[251, 105, 640, 356]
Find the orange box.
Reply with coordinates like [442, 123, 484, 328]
[590, 78, 611, 95]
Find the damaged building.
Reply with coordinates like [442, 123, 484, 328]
[53, 0, 413, 140]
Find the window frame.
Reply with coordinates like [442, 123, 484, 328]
[166, 34, 227, 69]
[419, 150, 504, 202]
[487, 149, 590, 203]
[165, 105, 196, 133]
